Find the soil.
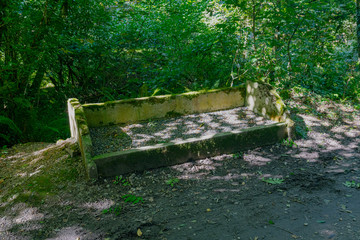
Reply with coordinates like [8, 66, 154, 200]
[89, 107, 275, 156]
[1, 96, 360, 240]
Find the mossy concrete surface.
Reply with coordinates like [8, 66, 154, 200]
[245, 81, 288, 122]
[83, 85, 246, 127]
[68, 98, 98, 179]
[93, 123, 287, 177]
[245, 81, 294, 138]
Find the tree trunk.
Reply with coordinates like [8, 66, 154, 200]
[357, 0, 360, 61]
[251, 0, 257, 53]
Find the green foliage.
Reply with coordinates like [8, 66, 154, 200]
[102, 205, 122, 216]
[166, 178, 179, 187]
[1, 0, 359, 146]
[0, 116, 22, 144]
[343, 181, 360, 189]
[232, 152, 243, 159]
[113, 176, 130, 186]
[282, 139, 297, 148]
[121, 194, 144, 204]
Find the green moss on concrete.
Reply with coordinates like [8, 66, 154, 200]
[165, 111, 183, 118]
[181, 91, 202, 100]
[84, 85, 246, 113]
[93, 123, 287, 177]
[82, 103, 105, 112]
[246, 81, 291, 123]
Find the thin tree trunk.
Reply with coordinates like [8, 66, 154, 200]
[357, 0, 360, 61]
[286, 17, 304, 78]
[252, 0, 257, 53]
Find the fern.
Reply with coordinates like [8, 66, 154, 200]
[0, 116, 22, 134]
[0, 115, 22, 143]
[0, 133, 10, 143]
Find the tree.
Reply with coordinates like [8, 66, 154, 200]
[357, 0, 360, 61]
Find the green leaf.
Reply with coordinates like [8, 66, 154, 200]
[0, 116, 22, 135]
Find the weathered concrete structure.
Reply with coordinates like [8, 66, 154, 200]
[68, 81, 293, 179]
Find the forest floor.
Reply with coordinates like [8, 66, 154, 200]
[1, 95, 360, 240]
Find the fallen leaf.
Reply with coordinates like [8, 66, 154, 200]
[137, 228, 142, 237]
[206, 208, 211, 212]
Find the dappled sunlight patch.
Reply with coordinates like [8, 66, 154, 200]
[319, 229, 336, 239]
[6, 153, 28, 161]
[346, 142, 360, 149]
[240, 173, 255, 178]
[213, 188, 241, 193]
[325, 168, 345, 174]
[243, 153, 272, 166]
[0, 216, 13, 231]
[296, 138, 322, 149]
[0, 203, 44, 233]
[2, 194, 20, 206]
[17, 172, 27, 178]
[29, 168, 43, 177]
[209, 173, 242, 181]
[31, 145, 61, 158]
[181, 164, 216, 174]
[90, 107, 276, 156]
[171, 158, 223, 174]
[344, 130, 359, 138]
[54, 155, 69, 163]
[300, 114, 323, 123]
[171, 162, 193, 173]
[331, 125, 352, 134]
[294, 151, 319, 161]
[212, 154, 233, 161]
[178, 172, 208, 180]
[29, 157, 42, 165]
[325, 165, 348, 174]
[338, 151, 359, 158]
[258, 173, 283, 179]
[332, 134, 345, 140]
[153, 129, 175, 139]
[322, 138, 342, 149]
[82, 199, 115, 211]
[307, 159, 319, 163]
[13, 207, 44, 224]
[46, 226, 99, 240]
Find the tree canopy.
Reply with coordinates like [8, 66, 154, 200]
[1, 0, 359, 146]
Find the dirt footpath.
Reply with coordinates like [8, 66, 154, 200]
[0, 98, 360, 240]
